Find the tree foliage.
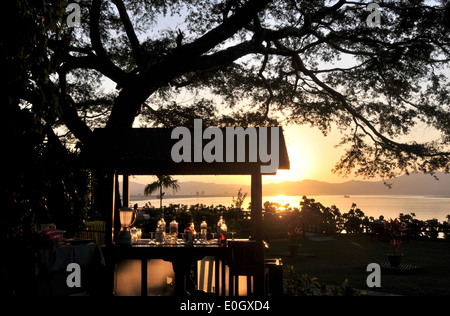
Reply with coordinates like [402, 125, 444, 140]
[5, 0, 450, 181]
[2, 1, 91, 239]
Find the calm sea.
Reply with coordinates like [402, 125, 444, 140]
[131, 195, 450, 222]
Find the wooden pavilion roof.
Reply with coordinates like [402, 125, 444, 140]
[80, 127, 290, 175]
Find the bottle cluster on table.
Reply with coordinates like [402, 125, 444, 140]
[147, 212, 228, 246]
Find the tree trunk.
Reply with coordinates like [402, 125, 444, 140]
[160, 184, 163, 212]
[106, 74, 160, 129]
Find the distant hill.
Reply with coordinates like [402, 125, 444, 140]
[262, 173, 450, 196]
[129, 172, 450, 197]
[129, 181, 247, 197]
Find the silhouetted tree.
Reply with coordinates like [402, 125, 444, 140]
[2, 1, 90, 240]
[144, 175, 180, 211]
[4, 1, 450, 237]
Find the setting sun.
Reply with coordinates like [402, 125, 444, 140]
[263, 125, 344, 184]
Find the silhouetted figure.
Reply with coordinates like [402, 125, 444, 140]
[176, 29, 183, 49]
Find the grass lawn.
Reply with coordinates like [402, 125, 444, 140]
[267, 234, 450, 296]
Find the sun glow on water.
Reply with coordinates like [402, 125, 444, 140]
[263, 195, 293, 214]
[269, 195, 290, 206]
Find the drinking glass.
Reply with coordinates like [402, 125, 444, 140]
[210, 233, 216, 245]
[148, 232, 155, 245]
[178, 233, 184, 245]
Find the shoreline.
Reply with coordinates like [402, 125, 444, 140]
[128, 194, 450, 223]
[130, 194, 450, 201]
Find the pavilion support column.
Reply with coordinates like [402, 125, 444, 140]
[251, 172, 263, 243]
[104, 171, 117, 246]
[123, 173, 130, 209]
[100, 171, 118, 296]
[114, 173, 122, 238]
[93, 170, 117, 246]
[251, 171, 265, 296]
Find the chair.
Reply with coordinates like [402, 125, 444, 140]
[197, 256, 215, 294]
[227, 241, 268, 296]
[370, 222, 387, 241]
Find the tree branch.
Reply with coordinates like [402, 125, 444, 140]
[90, 0, 107, 58]
[186, 41, 262, 73]
[89, 0, 128, 85]
[55, 70, 93, 144]
[286, 47, 450, 158]
[178, 0, 272, 58]
[111, 0, 144, 68]
[58, 54, 127, 86]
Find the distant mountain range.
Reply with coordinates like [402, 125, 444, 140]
[129, 172, 450, 198]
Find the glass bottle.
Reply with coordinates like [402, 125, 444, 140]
[217, 215, 224, 234]
[170, 217, 178, 236]
[218, 218, 227, 246]
[169, 217, 179, 244]
[200, 216, 208, 241]
[155, 212, 166, 245]
[184, 218, 196, 244]
[190, 218, 196, 239]
[155, 219, 163, 245]
[160, 212, 166, 233]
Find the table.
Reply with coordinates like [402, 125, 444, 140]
[36, 243, 106, 295]
[37, 243, 105, 272]
[115, 240, 249, 296]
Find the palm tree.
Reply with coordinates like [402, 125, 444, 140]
[144, 175, 180, 211]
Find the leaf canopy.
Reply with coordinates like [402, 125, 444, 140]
[5, 0, 450, 179]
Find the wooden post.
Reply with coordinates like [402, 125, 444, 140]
[104, 171, 116, 246]
[94, 170, 117, 295]
[114, 173, 122, 237]
[141, 259, 148, 296]
[251, 172, 265, 295]
[251, 172, 263, 243]
[123, 173, 130, 208]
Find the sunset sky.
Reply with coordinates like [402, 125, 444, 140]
[132, 124, 354, 186]
[101, 79, 349, 186]
[130, 119, 441, 187]
[110, 9, 448, 188]
[103, 11, 352, 187]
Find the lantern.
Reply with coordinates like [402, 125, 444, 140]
[116, 207, 137, 245]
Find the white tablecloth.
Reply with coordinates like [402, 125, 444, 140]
[36, 244, 105, 273]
